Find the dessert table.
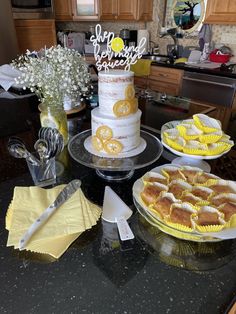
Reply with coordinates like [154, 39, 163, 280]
[1, 90, 236, 313]
[1, 122, 236, 314]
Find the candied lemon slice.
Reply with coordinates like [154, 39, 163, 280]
[91, 136, 103, 151]
[113, 100, 132, 117]
[130, 98, 138, 113]
[96, 125, 113, 141]
[104, 139, 123, 154]
[125, 84, 135, 99]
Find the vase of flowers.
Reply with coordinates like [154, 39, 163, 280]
[12, 45, 92, 145]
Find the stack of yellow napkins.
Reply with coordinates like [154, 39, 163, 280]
[6, 185, 101, 259]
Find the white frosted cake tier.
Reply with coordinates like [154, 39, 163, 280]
[98, 70, 134, 117]
[91, 108, 141, 153]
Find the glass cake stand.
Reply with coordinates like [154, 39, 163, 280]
[68, 129, 163, 181]
[161, 120, 231, 172]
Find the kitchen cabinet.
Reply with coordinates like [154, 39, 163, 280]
[54, 0, 99, 21]
[137, 0, 153, 21]
[54, 0, 73, 21]
[100, 0, 137, 20]
[148, 66, 184, 96]
[204, 0, 236, 24]
[15, 19, 57, 53]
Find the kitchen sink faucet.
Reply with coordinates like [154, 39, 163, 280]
[159, 28, 179, 59]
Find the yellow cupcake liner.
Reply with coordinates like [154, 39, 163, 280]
[228, 214, 236, 228]
[196, 200, 210, 207]
[183, 147, 206, 156]
[194, 178, 219, 187]
[148, 205, 165, 220]
[165, 220, 194, 233]
[199, 133, 223, 144]
[193, 115, 221, 133]
[196, 224, 225, 233]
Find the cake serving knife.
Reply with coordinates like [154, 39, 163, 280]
[19, 179, 81, 250]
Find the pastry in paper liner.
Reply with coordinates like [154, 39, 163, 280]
[206, 142, 232, 156]
[194, 206, 225, 232]
[193, 114, 221, 133]
[168, 179, 192, 199]
[211, 193, 236, 207]
[149, 192, 180, 220]
[163, 135, 186, 152]
[183, 140, 208, 155]
[142, 172, 168, 186]
[199, 130, 223, 144]
[218, 202, 236, 224]
[140, 182, 168, 206]
[179, 119, 194, 125]
[191, 186, 214, 201]
[161, 166, 186, 181]
[180, 192, 203, 207]
[163, 128, 180, 139]
[193, 172, 219, 186]
[219, 135, 234, 146]
[176, 124, 202, 141]
[166, 202, 197, 231]
[179, 166, 202, 184]
[210, 180, 236, 194]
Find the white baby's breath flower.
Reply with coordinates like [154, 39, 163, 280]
[11, 45, 92, 108]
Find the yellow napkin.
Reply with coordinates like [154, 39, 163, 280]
[6, 185, 101, 258]
[130, 59, 153, 76]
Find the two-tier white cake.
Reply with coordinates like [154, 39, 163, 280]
[90, 70, 142, 156]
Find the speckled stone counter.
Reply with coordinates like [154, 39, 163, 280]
[1, 125, 236, 314]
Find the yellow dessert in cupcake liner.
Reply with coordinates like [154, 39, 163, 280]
[163, 135, 186, 152]
[161, 166, 186, 182]
[194, 178, 219, 187]
[142, 172, 168, 186]
[194, 206, 225, 233]
[176, 124, 202, 141]
[199, 131, 223, 144]
[163, 128, 180, 139]
[193, 114, 221, 133]
[183, 140, 208, 155]
[211, 193, 236, 207]
[205, 142, 232, 156]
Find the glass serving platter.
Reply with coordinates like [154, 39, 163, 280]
[132, 164, 236, 242]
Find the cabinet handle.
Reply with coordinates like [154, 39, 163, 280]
[159, 73, 168, 77]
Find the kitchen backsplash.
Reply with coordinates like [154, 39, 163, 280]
[57, 0, 236, 61]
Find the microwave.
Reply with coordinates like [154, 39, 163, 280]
[11, 0, 54, 19]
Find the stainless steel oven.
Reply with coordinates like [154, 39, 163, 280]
[11, 0, 54, 19]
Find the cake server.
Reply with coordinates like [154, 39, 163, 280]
[19, 179, 81, 250]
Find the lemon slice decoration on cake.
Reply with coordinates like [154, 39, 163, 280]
[92, 136, 103, 151]
[125, 84, 135, 100]
[96, 125, 113, 141]
[40, 115, 60, 129]
[113, 100, 132, 117]
[130, 98, 138, 113]
[104, 139, 123, 155]
[111, 37, 124, 53]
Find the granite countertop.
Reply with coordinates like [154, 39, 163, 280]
[1, 118, 236, 313]
[148, 59, 236, 79]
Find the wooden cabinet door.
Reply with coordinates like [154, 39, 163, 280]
[100, 0, 137, 20]
[205, 0, 236, 24]
[137, 0, 153, 21]
[117, 0, 137, 20]
[72, 0, 99, 20]
[100, 0, 117, 20]
[54, 0, 73, 21]
[15, 20, 57, 53]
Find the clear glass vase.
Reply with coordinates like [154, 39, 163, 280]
[39, 104, 69, 145]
